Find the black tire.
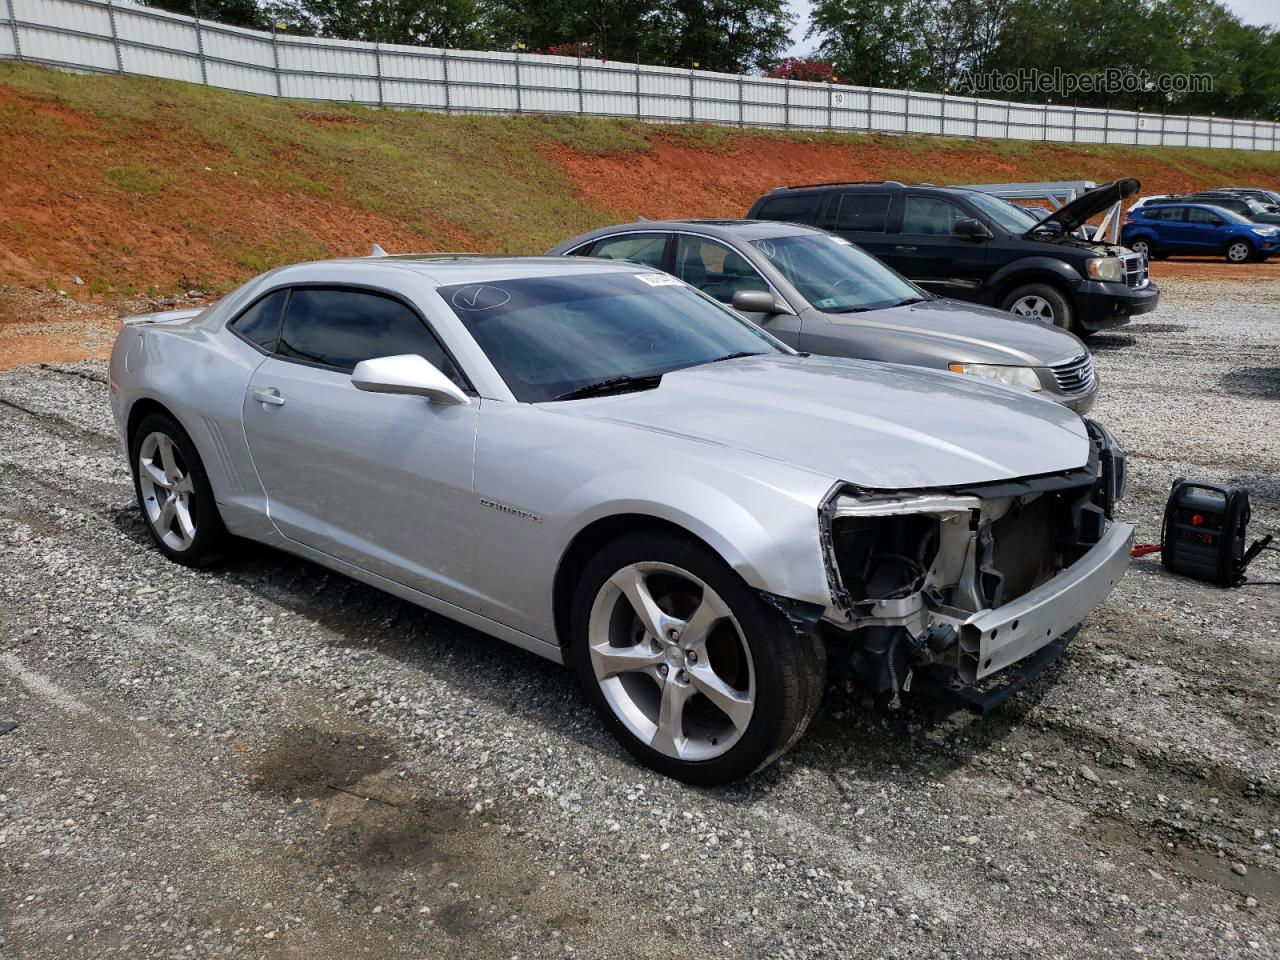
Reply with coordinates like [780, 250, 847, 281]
[1224, 239, 1253, 264]
[569, 530, 825, 785]
[1001, 282, 1076, 333]
[129, 411, 230, 566]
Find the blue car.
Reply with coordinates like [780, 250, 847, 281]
[1122, 202, 1280, 263]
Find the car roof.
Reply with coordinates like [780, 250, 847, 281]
[267, 254, 655, 286]
[576, 219, 826, 242]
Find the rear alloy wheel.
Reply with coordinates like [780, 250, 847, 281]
[1002, 283, 1075, 332]
[131, 412, 229, 566]
[570, 532, 824, 785]
[1225, 240, 1253, 263]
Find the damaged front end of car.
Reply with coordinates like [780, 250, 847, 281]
[818, 420, 1134, 711]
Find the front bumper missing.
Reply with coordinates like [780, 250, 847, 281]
[958, 519, 1133, 682]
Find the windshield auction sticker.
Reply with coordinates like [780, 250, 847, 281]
[634, 273, 684, 287]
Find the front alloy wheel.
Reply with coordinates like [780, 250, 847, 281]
[1010, 294, 1055, 323]
[1129, 239, 1151, 259]
[570, 532, 825, 785]
[587, 562, 755, 762]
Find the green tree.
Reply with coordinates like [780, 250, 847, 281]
[270, 0, 491, 46]
[147, 0, 267, 28]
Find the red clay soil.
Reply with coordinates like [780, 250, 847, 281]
[543, 133, 1280, 222]
[0, 85, 472, 296]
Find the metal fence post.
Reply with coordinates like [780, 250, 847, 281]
[106, 0, 124, 73]
[441, 50, 451, 114]
[270, 24, 281, 97]
[904, 88, 911, 135]
[194, 16, 208, 85]
[514, 51, 522, 114]
[737, 74, 744, 128]
[827, 81, 832, 131]
[576, 53, 583, 115]
[972, 94, 979, 138]
[1070, 104, 1077, 143]
[1102, 108, 1109, 143]
[634, 60, 641, 119]
[1003, 99, 1011, 139]
[374, 42, 382, 106]
[784, 78, 790, 129]
[689, 67, 695, 124]
[5, 0, 22, 61]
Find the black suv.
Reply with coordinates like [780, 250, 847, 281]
[746, 178, 1159, 335]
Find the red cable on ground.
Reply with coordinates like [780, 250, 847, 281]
[1131, 544, 1163, 557]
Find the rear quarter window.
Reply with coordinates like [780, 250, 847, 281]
[833, 193, 890, 232]
[229, 289, 288, 352]
[754, 195, 820, 224]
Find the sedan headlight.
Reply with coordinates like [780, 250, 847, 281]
[1086, 257, 1126, 282]
[948, 362, 1043, 392]
[1251, 226, 1279, 236]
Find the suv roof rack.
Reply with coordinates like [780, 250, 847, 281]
[770, 180, 907, 193]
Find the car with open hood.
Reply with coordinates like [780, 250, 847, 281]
[747, 178, 1159, 336]
[548, 219, 1099, 412]
[109, 254, 1133, 785]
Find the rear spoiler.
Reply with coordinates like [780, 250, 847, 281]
[122, 308, 205, 327]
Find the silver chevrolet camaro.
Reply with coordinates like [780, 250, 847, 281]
[109, 254, 1134, 784]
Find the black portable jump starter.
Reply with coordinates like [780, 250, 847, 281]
[1160, 478, 1273, 586]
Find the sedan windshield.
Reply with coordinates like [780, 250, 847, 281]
[439, 273, 785, 402]
[966, 192, 1040, 233]
[751, 234, 922, 312]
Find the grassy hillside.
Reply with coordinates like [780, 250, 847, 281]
[4, 61, 1280, 298]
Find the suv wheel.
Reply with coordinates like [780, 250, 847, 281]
[130, 412, 230, 566]
[1128, 238, 1153, 259]
[1225, 240, 1253, 263]
[1002, 283, 1075, 332]
[569, 531, 825, 785]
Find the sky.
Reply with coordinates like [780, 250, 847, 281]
[781, 0, 1280, 57]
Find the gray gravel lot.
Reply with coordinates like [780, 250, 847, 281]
[1, 277, 1277, 959]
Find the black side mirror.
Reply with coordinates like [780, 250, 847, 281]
[954, 217, 992, 241]
[731, 289, 782, 314]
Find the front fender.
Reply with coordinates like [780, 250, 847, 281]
[987, 256, 1084, 298]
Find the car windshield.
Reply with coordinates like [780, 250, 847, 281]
[750, 234, 922, 312]
[439, 273, 785, 402]
[965, 192, 1040, 233]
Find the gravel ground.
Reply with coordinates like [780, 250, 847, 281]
[1, 278, 1277, 959]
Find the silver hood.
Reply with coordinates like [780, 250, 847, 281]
[555, 354, 1090, 489]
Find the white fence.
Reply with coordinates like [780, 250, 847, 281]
[3, 0, 1279, 151]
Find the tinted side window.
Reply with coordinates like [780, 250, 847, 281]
[230, 289, 288, 351]
[756, 195, 819, 224]
[834, 193, 889, 232]
[674, 236, 769, 304]
[902, 196, 969, 236]
[590, 234, 668, 269]
[1185, 208, 1220, 224]
[278, 288, 460, 381]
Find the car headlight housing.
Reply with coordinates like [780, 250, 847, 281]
[948, 362, 1043, 392]
[1251, 226, 1279, 236]
[1086, 257, 1126, 282]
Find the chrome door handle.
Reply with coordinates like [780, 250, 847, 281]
[894, 245, 917, 253]
[253, 389, 286, 407]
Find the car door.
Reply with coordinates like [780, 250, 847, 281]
[1183, 206, 1226, 251]
[881, 194, 988, 301]
[1144, 206, 1188, 251]
[819, 191, 893, 259]
[671, 234, 802, 346]
[586, 232, 672, 269]
[240, 285, 482, 607]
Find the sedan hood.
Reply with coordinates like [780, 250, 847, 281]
[826, 297, 1086, 366]
[1030, 178, 1139, 233]
[554, 354, 1090, 489]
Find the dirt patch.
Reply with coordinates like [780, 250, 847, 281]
[1218, 366, 1280, 399]
[1150, 259, 1280, 282]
